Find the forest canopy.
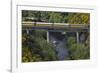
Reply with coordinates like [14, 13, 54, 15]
[22, 10, 90, 24]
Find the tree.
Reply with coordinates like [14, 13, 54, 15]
[66, 13, 90, 24]
[69, 43, 89, 59]
[22, 30, 57, 62]
[49, 12, 63, 23]
[67, 37, 90, 60]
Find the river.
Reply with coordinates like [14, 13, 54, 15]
[49, 32, 69, 60]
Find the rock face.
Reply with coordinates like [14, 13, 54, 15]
[49, 32, 69, 60]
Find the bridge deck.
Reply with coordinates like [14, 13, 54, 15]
[22, 22, 89, 32]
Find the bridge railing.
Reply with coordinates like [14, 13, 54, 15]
[22, 22, 89, 29]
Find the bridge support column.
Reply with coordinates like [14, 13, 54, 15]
[26, 29, 29, 34]
[47, 31, 49, 42]
[76, 32, 79, 43]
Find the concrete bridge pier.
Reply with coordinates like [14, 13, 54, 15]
[76, 32, 79, 43]
[26, 29, 29, 34]
[47, 31, 49, 42]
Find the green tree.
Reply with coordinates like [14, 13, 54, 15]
[49, 12, 63, 23]
[67, 13, 90, 24]
[67, 37, 90, 60]
[22, 30, 57, 62]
